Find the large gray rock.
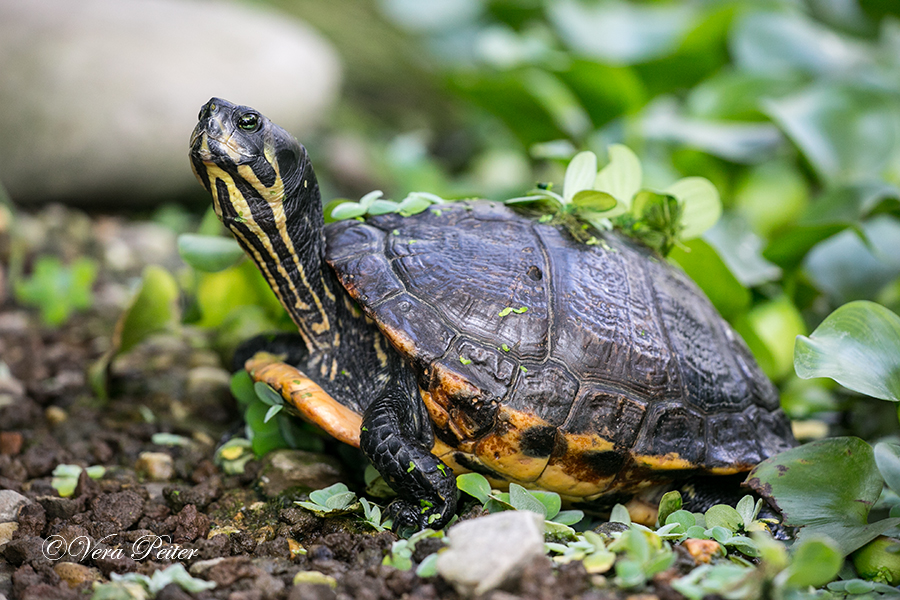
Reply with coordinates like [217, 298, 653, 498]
[436, 510, 546, 597]
[0, 0, 341, 207]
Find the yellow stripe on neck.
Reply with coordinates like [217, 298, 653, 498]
[236, 162, 332, 339]
[202, 159, 334, 350]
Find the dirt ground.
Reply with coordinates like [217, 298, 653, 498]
[0, 207, 696, 600]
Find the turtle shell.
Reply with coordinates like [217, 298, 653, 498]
[325, 201, 794, 501]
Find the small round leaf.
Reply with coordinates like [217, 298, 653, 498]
[563, 151, 598, 203]
[330, 202, 367, 220]
[594, 144, 642, 208]
[666, 176, 721, 240]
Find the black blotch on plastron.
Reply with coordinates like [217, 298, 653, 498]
[582, 450, 627, 478]
[520, 425, 557, 458]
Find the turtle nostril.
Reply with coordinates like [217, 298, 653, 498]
[198, 99, 220, 121]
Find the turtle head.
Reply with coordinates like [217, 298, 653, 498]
[189, 97, 317, 232]
[190, 98, 336, 352]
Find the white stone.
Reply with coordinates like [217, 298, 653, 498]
[0, 490, 30, 523]
[436, 510, 546, 597]
[0, 0, 341, 206]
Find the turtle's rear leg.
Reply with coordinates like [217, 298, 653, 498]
[360, 382, 457, 531]
[244, 351, 363, 448]
[233, 332, 310, 372]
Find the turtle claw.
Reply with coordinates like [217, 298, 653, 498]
[387, 495, 454, 532]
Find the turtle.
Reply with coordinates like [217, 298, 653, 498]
[189, 97, 796, 530]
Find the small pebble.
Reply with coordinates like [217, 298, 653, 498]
[0, 431, 24, 455]
[683, 538, 722, 564]
[135, 451, 175, 481]
[45, 406, 67, 425]
[53, 562, 102, 588]
[0, 522, 17, 547]
[292, 571, 337, 588]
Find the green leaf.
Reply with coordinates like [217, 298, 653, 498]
[732, 11, 867, 78]
[245, 402, 288, 455]
[253, 382, 284, 406]
[263, 404, 283, 423]
[13, 256, 98, 326]
[330, 202, 367, 220]
[736, 295, 806, 381]
[397, 193, 437, 216]
[665, 510, 695, 532]
[415, 552, 439, 578]
[325, 491, 358, 510]
[594, 144, 641, 209]
[509, 483, 548, 518]
[803, 216, 900, 304]
[641, 100, 782, 163]
[358, 190, 383, 210]
[687, 70, 803, 122]
[562, 151, 598, 204]
[548, 0, 695, 64]
[704, 215, 781, 288]
[610, 503, 631, 525]
[85, 465, 106, 479]
[764, 84, 900, 186]
[552, 510, 584, 526]
[310, 483, 350, 507]
[782, 537, 842, 589]
[151, 433, 190, 447]
[735, 496, 759, 530]
[875, 443, 900, 497]
[571, 190, 617, 213]
[669, 239, 750, 321]
[665, 177, 720, 240]
[657, 491, 682, 527]
[746, 437, 900, 555]
[177, 233, 244, 273]
[521, 69, 592, 139]
[230, 371, 258, 407]
[529, 490, 562, 521]
[704, 505, 743, 533]
[582, 550, 616, 574]
[144, 563, 217, 594]
[117, 266, 180, 354]
[456, 473, 491, 504]
[614, 559, 646, 589]
[367, 199, 400, 215]
[794, 301, 900, 402]
[733, 161, 809, 239]
[708, 527, 731, 545]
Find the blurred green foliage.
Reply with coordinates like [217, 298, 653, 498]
[264, 0, 900, 421]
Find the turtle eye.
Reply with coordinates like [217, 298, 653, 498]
[237, 112, 260, 132]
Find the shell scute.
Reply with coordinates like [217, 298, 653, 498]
[381, 211, 551, 360]
[631, 403, 706, 469]
[371, 293, 455, 365]
[505, 361, 578, 427]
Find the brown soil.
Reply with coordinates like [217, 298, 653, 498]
[0, 206, 691, 600]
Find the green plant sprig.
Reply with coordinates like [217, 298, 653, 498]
[326, 190, 445, 222]
[506, 145, 721, 255]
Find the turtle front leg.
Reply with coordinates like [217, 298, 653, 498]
[360, 388, 457, 531]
